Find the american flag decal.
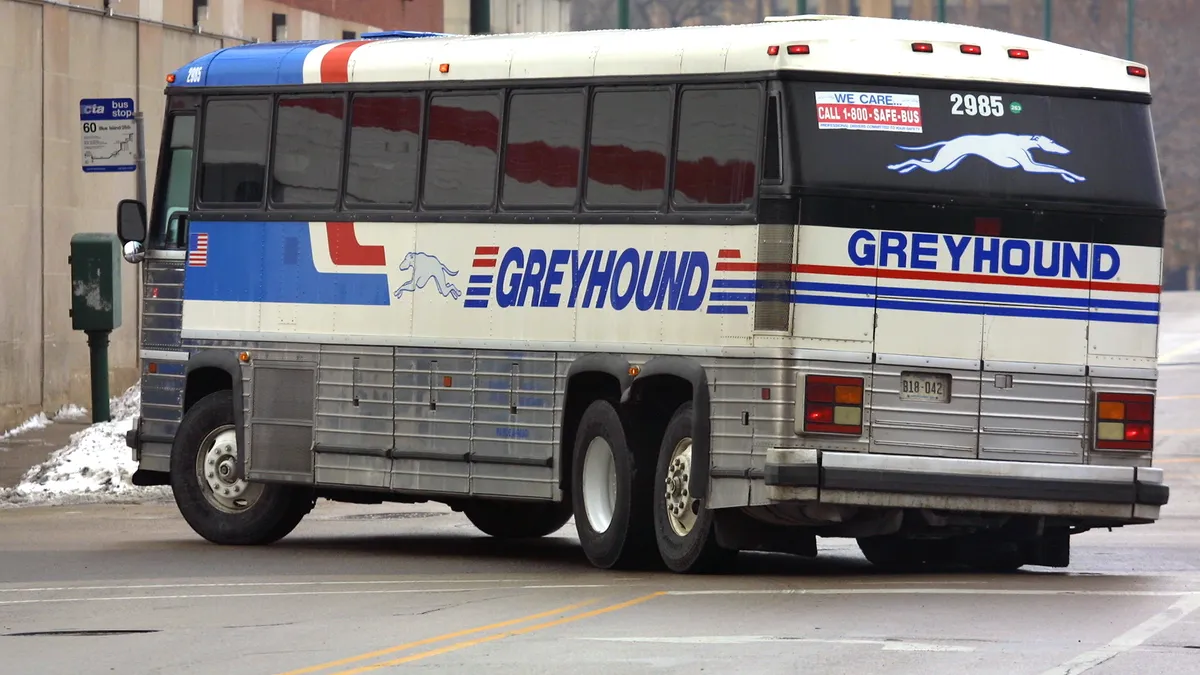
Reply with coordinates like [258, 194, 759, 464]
[189, 233, 209, 267]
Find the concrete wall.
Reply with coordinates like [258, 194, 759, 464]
[444, 0, 572, 35]
[0, 0, 236, 429]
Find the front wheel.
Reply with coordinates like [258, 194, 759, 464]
[652, 402, 736, 573]
[170, 390, 314, 545]
[462, 499, 573, 539]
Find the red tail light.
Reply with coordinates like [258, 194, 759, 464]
[801, 375, 864, 435]
[1095, 392, 1154, 451]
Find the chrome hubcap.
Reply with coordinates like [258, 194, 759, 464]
[195, 426, 263, 513]
[664, 438, 698, 537]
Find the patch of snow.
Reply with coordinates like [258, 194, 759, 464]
[1, 413, 51, 440]
[53, 404, 89, 422]
[0, 385, 172, 508]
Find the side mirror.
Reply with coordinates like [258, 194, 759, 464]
[116, 199, 147, 244]
[123, 240, 146, 264]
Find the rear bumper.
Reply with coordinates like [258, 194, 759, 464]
[763, 449, 1168, 523]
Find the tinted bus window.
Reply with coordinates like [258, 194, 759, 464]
[423, 92, 502, 209]
[198, 97, 271, 205]
[345, 94, 423, 207]
[502, 91, 585, 209]
[585, 88, 672, 209]
[270, 96, 345, 206]
[786, 82, 1164, 211]
[673, 86, 761, 207]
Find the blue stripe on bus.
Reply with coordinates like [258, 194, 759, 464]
[183, 221, 391, 306]
[714, 279, 1158, 312]
[790, 294, 1157, 324]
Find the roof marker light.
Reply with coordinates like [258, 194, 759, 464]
[1008, 48, 1030, 59]
[787, 44, 810, 55]
[767, 45, 780, 55]
[1127, 65, 1148, 77]
[960, 44, 981, 55]
[912, 42, 933, 53]
[166, 73, 176, 83]
[439, 63, 450, 73]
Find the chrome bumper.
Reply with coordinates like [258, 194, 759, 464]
[763, 448, 1168, 522]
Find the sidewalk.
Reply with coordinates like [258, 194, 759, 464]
[0, 419, 91, 489]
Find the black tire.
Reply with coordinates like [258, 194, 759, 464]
[652, 402, 736, 574]
[463, 499, 573, 539]
[570, 398, 658, 570]
[857, 535, 953, 572]
[170, 390, 315, 545]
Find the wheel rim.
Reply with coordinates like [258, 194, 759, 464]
[581, 436, 617, 534]
[194, 425, 263, 514]
[664, 437, 698, 537]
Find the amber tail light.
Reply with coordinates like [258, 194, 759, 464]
[801, 375, 865, 435]
[1095, 392, 1154, 451]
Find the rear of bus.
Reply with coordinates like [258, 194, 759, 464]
[759, 31, 1168, 564]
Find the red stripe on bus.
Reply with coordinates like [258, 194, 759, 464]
[473, 258, 497, 268]
[715, 262, 1160, 294]
[326, 222, 385, 266]
[320, 42, 369, 83]
[717, 249, 741, 259]
[475, 246, 500, 255]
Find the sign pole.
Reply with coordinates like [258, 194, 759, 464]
[134, 110, 147, 206]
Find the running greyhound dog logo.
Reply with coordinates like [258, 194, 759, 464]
[886, 133, 1087, 183]
[393, 251, 462, 300]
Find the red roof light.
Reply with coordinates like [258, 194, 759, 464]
[787, 44, 810, 55]
[960, 44, 982, 55]
[1127, 65, 1148, 77]
[767, 45, 780, 56]
[1008, 48, 1030, 59]
[912, 42, 933, 53]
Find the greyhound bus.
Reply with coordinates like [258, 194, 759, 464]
[117, 14, 1169, 573]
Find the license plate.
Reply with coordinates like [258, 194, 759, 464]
[899, 371, 951, 403]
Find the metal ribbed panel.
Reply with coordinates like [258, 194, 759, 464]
[753, 223, 794, 332]
[979, 372, 1087, 463]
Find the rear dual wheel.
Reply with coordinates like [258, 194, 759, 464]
[570, 398, 733, 573]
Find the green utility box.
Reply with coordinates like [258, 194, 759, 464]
[69, 233, 123, 331]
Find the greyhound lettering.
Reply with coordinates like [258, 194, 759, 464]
[393, 251, 462, 300]
[886, 133, 1087, 183]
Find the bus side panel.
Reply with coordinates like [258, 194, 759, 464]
[1087, 243, 1161, 367]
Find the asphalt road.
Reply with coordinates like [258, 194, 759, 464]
[2, 366, 1198, 675]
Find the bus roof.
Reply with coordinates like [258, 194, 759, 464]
[168, 14, 1150, 96]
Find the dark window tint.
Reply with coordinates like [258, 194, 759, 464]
[585, 88, 671, 208]
[764, 95, 782, 183]
[673, 87, 760, 207]
[198, 97, 270, 205]
[787, 82, 1164, 210]
[423, 92, 501, 208]
[502, 91, 585, 208]
[345, 94, 422, 206]
[270, 96, 345, 206]
[152, 114, 196, 249]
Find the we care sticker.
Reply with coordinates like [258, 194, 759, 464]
[815, 91, 923, 133]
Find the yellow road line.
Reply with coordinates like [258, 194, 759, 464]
[327, 591, 667, 675]
[274, 599, 598, 675]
